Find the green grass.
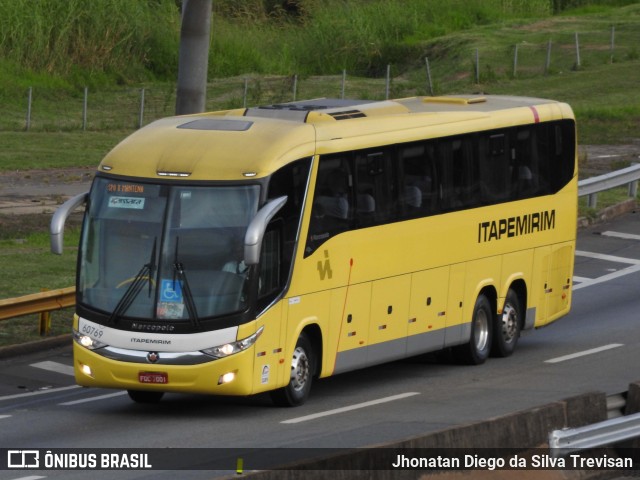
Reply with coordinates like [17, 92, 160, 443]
[0, 0, 179, 86]
[0, 229, 79, 297]
[209, 0, 555, 77]
[0, 228, 79, 347]
[0, 3, 638, 152]
[0, 311, 73, 347]
[0, 131, 127, 170]
[0, 60, 636, 172]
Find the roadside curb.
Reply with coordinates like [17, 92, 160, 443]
[0, 334, 71, 360]
[578, 198, 636, 228]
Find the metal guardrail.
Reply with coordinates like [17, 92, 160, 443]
[0, 287, 75, 322]
[549, 411, 640, 456]
[578, 163, 640, 208]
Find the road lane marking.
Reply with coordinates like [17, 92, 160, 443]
[30, 361, 75, 377]
[572, 264, 640, 291]
[545, 344, 624, 364]
[572, 275, 592, 283]
[0, 414, 11, 420]
[573, 250, 640, 290]
[59, 391, 127, 406]
[0, 385, 80, 402]
[10, 477, 47, 480]
[281, 392, 420, 424]
[575, 250, 640, 265]
[601, 231, 640, 241]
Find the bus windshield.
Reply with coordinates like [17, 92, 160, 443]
[78, 177, 260, 323]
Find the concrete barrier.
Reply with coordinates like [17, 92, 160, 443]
[225, 386, 638, 479]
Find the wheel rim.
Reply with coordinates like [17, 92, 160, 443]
[290, 346, 310, 392]
[474, 308, 490, 352]
[500, 304, 518, 343]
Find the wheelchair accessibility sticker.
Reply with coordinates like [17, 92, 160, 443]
[157, 279, 185, 319]
[160, 279, 183, 303]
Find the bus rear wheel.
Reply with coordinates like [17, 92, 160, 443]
[127, 390, 164, 404]
[454, 294, 492, 365]
[491, 289, 521, 357]
[270, 333, 314, 407]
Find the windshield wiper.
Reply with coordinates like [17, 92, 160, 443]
[173, 236, 200, 327]
[109, 238, 157, 325]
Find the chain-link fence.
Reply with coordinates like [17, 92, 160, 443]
[3, 25, 638, 132]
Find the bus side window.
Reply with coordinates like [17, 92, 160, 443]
[511, 128, 542, 199]
[257, 225, 282, 311]
[355, 150, 392, 227]
[268, 158, 311, 279]
[479, 133, 510, 204]
[306, 157, 353, 256]
[400, 142, 438, 218]
[548, 121, 576, 193]
[439, 137, 476, 210]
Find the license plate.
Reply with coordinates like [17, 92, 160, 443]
[138, 372, 168, 384]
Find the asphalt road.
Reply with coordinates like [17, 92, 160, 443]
[0, 210, 639, 479]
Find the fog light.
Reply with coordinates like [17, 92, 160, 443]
[218, 372, 235, 385]
[80, 363, 93, 377]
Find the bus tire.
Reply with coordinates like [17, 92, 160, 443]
[492, 289, 521, 358]
[270, 333, 314, 407]
[454, 294, 492, 365]
[127, 390, 164, 403]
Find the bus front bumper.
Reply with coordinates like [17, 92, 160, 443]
[73, 342, 255, 396]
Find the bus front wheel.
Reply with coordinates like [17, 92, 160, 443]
[454, 294, 492, 365]
[492, 289, 521, 357]
[270, 333, 314, 407]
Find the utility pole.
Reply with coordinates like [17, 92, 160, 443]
[175, 0, 212, 115]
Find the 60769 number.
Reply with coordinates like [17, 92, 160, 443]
[81, 323, 104, 339]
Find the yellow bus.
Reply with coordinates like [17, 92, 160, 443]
[51, 95, 577, 406]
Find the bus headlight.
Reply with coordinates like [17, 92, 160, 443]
[73, 329, 107, 350]
[201, 326, 264, 359]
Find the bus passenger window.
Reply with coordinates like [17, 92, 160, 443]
[268, 158, 312, 284]
[306, 158, 352, 256]
[479, 133, 510, 204]
[355, 150, 392, 227]
[400, 143, 438, 217]
[512, 129, 540, 199]
[257, 227, 282, 310]
[538, 121, 575, 196]
[439, 137, 476, 210]
[548, 121, 576, 193]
